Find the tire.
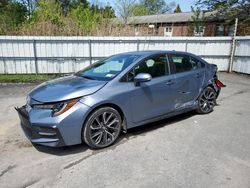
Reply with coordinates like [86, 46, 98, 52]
[82, 107, 122, 149]
[196, 86, 217, 114]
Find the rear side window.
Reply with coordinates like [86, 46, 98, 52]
[169, 54, 199, 73]
[190, 56, 205, 68]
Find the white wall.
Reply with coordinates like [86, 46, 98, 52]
[0, 36, 249, 74]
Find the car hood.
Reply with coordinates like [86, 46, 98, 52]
[29, 75, 107, 103]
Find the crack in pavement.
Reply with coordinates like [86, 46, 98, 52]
[217, 89, 250, 102]
[0, 165, 17, 178]
[20, 179, 40, 188]
[64, 153, 93, 169]
[63, 138, 130, 170]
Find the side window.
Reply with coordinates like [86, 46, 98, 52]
[128, 55, 169, 81]
[190, 56, 205, 69]
[170, 54, 198, 73]
[189, 57, 199, 70]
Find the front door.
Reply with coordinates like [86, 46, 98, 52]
[164, 26, 173, 37]
[127, 54, 176, 123]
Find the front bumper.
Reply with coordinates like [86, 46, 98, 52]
[15, 102, 91, 147]
[16, 106, 65, 147]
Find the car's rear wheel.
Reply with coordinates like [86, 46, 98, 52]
[83, 107, 122, 149]
[197, 86, 217, 114]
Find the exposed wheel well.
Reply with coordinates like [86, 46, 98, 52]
[207, 84, 216, 92]
[90, 103, 125, 121]
[197, 84, 216, 101]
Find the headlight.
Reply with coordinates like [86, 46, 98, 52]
[33, 98, 80, 117]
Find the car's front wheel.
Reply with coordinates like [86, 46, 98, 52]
[197, 86, 217, 114]
[82, 107, 122, 149]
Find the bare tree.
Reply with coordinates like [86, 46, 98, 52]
[140, 0, 175, 14]
[115, 0, 136, 24]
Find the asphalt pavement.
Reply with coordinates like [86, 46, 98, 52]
[0, 72, 249, 188]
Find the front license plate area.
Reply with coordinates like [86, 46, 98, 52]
[15, 106, 32, 138]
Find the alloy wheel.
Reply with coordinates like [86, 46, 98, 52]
[199, 87, 216, 113]
[89, 111, 121, 148]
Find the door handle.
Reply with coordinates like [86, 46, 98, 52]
[179, 91, 190, 94]
[196, 73, 202, 78]
[165, 80, 175, 85]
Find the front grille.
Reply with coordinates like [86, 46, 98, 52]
[15, 106, 32, 138]
[21, 124, 32, 138]
[15, 106, 64, 146]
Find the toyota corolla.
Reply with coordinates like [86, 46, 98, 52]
[16, 51, 225, 149]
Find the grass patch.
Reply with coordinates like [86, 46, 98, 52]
[0, 74, 58, 83]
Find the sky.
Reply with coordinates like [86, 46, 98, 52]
[173, 0, 196, 12]
[90, 0, 196, 12]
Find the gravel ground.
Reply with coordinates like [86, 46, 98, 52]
[0, 72, 249, 188]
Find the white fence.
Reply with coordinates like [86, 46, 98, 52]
[0, 36, 250, 74]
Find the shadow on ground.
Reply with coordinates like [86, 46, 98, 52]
[33, 111, 197, 156]
[34, 143, 88, 156]
[127, 110, 196, 136]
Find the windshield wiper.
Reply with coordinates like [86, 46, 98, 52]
[81, 75, 95, 80]
[75, 73, 95, 80]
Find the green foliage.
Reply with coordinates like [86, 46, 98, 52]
[0, 0, 116, 35]
[0, 0, 9, 8]
[115, 0, 176, 21]
[190, 6, 205, 36]
[195, 0, 250, 35]
[69, 3, 101, 34]
[29, 0, 64, 26]
[102, 6, 116, 18]
[0, 0, 27, 34]
[69, 0, 89, 9]
[60, 0, 73, 16]
[174, 4, 182, 13]
[0, 74, 56, 83]
[195, 0, 250, 22]
[68, 2, 115, 34]
[140, 0, 175, 14]
[130, 4, 149, 16]
[21, 0, 37, 16]
[195, 0, 248, 10]
[90, 4, 115, 18]
[60, 0, 89, 16]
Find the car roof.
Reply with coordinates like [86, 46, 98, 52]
[117, 50, 208, 66]
[116, 50, 196, 58]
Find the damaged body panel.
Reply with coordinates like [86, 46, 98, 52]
[16, 51, 224, 148]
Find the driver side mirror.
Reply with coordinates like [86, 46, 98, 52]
[134, 73, 152, 86]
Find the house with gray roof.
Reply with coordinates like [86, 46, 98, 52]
[113, 11, 236, 37]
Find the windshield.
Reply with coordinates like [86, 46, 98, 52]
[75, 54, 140, 81]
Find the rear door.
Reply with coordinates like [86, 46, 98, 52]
[168, 53, 205, 109]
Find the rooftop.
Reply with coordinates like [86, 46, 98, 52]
[113, 11, 220, 25]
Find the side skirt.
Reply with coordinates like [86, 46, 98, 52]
[126, 104, 198, 130]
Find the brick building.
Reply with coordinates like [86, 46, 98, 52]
[113, 11, 239, 37]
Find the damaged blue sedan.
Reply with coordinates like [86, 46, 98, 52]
[16, 51, 225, 149]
